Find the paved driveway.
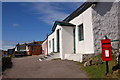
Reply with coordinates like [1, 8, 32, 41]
[2, 55, 87, 78]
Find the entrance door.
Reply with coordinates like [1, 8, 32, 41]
[52, 38, 54, 52]
[73, 28, 76, 53]
[57, 29, 60, 52]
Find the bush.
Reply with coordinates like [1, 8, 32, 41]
[2, 57, 13, 72]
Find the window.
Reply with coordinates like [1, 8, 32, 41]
[32, 47, 35, 51]
[33, 47, 36, 51]
[49, 40, 51, 48]
[78, 24, 84, 41]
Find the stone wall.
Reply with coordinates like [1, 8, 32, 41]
[83, 54, 95, 61]
[92, 2, 119, 54]
[118, 2, 120, 47]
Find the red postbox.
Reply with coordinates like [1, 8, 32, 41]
[101, 39, 112, 61]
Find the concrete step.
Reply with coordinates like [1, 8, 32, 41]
[39, 53, 60, 61]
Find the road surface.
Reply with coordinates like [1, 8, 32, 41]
[2, 55, 87, 78]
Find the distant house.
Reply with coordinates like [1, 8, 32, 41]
[1, 50, 8, 57]
[15, 43, 28, 56]
[27, 41, 43, 55]
[42, 1, 120, 62]
[8, 48, 15, 55]
[15, 41, 43, 56]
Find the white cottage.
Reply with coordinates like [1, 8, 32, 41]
[42, 1, 120, 62]
[48, 21, 76, 59]
[42, 37, 48, 55]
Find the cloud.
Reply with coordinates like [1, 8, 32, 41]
[38, 12, 69, 25]
[12, 23, 19, 27]
[1, 41, 17, 50]
[2, 45, 15, 50]
[19, 2, 83, 25]
[29, 3, 69, 25]
[1, 40, 32, 50]
[2, 41, 17, 45]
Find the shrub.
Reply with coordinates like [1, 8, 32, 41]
[2, 57, 13, 72]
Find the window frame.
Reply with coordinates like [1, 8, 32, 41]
[78, 24, 84, 41]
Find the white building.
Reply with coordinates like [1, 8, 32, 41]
[42, 38, 48, 55]
[42, 1, 120, 62]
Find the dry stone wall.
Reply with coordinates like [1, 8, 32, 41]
[118, 1, 120, 47]
[92, 2, 119, 54]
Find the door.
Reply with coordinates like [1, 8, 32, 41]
[57, 29, 60, 52]
[73, 28, 76, 53]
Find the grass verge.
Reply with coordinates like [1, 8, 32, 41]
[77, 54, 119, 78]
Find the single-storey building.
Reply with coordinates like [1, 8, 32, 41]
[15, 41, 43, 56]
[42, 37, 48, 55]
[1, 50, 8, 57]
[42, 1, 120, 62]
[15, 43, 28, 56]
[8, 48, 15, 55]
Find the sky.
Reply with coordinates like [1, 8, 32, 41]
[2, 2, 83, 50]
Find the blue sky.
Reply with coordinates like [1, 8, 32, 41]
[2, 2, 83, 50]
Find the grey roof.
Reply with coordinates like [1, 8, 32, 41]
[63, 2, 97, 22]
[52, 21, 75, 32]
[27, 44, 41, 46]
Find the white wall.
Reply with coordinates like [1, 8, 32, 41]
[50, 25, 75, 59]
[47, 25, 62, 55]
[15, 45, 28, 52]
[69, 7, 94, 55]
[62, 26, 74, 57]
[26, 46, 29, 51]
[42, 40, 48, 55]
[48, 32, 55, 54]
[54, 25, 62, 56]
[15, 47, 17, 51]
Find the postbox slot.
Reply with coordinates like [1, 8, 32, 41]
[102, 43, 111, 45]
[102, 47, 112, 49]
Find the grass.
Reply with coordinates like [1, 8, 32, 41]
[77, 54, 118, 78]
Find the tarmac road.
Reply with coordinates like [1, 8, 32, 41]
[2, 55, 87, 78]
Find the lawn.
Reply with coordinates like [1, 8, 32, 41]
[77, 54, 119, 78]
